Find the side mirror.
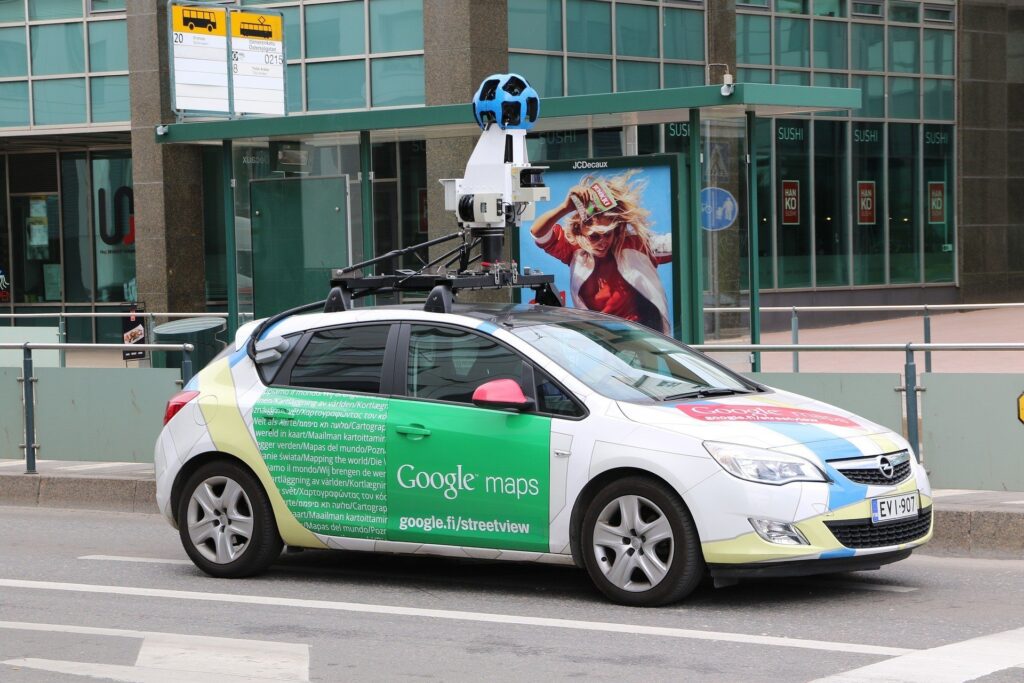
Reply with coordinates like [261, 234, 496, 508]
[472, 379, 534, 412]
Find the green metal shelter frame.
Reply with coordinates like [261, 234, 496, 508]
[155, 84, 859, 360]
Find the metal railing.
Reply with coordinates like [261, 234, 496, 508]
[703, 303, 1024, 372]
[0, 313, 230, 368]
[12, 342, 195, 476]
[694, 342, 1024, 459]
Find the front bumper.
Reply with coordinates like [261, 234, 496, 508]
[708, 548, 914, 580]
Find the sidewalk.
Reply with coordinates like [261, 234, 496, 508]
[1, 458, 1021, 560]
[703, 306, 1024, 374]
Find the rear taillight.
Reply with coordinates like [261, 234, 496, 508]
[164, 390, 200, 425]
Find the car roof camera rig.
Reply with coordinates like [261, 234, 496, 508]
[323, 73, 562, 314]
[247, 74, 563, 364]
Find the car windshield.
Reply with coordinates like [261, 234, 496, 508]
[512, 318, 755, 403]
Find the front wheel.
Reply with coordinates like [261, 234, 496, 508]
[177, 460, 282, 578]
[581, 476, 704, 606]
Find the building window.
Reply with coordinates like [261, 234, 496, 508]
[813, 20, 847, 69]
[0, 26, 27, 77]
[370, 56, 424, 107]
[851, 22, 884, 71]
[88, 19, 128, 72]
[307, 60, 366, 111]
[774, 120, 811, 287]
[617, 2, 658, 58]
[31, 23, 85, 76]
[851, 122, 885, 285]
[923, 124, 954, 282]
[738, 14, 771, 65]
[567, 57, 612, 95]
[508, 0, 562, 51]
[888, 123, 919, 283]
[814, 121, 848, 286]
[305, 2, 365, 58]
[567, 0, 612, 55]
[510, 54, 564, 98]
[28, 0, 82, 21]
[369, 0, 423, 53]
[775, 18, 810, 67]
[33, 79, 87, 125]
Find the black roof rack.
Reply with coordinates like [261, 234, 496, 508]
[245, 228, 562, 365]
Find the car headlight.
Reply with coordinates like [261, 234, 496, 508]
[703, 441, 829, 486]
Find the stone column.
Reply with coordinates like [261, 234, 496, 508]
[423, 0, 508, 301]
[127, 0, 206, 313]
[704, 0, 743, 337]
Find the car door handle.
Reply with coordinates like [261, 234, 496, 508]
[395, 424, 431, 437]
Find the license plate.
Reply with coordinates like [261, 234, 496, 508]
[871, 492, 919, 524]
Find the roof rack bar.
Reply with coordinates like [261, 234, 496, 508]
[338, 231, 464, 276]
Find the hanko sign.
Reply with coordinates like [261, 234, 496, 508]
[229, 9, 286, 116]
[170, 3, 230, 114]
[928, 181, 946, 224]
[781, 180, 800, 225]
[857, 180, 876, 225]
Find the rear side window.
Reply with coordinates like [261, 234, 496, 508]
[289, 325, 390, 394]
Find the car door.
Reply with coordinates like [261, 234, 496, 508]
[248, 323, 398, 541]
[386, 323, 553, 552]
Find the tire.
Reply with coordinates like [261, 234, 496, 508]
[580, 476, 704, 606]
[177, 460, 282, 578]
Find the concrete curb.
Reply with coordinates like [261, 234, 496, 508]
[0, 475, 159, 514]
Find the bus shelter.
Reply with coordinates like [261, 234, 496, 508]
[155, 83, 859, 363]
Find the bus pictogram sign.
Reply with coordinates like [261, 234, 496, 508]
[170, 3, 229, 114]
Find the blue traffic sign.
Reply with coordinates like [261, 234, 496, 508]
[700, 187, 738, 231]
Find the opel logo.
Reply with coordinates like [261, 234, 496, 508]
[878, 456, 895, 479]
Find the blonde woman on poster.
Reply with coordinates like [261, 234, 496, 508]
[530, 170, 672, 333]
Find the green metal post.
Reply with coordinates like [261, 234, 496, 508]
[223, 140, 238, 337]
[688, 109, 704, 344]
[359, 131, 375, 305]
[746, 111, 760, 372]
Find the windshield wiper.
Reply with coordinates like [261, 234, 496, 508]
[663, 387, 751, 401]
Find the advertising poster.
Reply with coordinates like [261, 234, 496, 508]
[928, 181, 946, 224]
[121, 303, 147, 361]
[517, 156, 677, 336]
[782, 180, 800, 225]
[857, 181, 876, 225]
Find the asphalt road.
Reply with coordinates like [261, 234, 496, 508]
[2, 506, 1023, 682]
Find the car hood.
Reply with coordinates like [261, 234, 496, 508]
[616, 389, 898, 462]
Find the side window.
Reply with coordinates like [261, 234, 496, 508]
[535, 369, 585, 418]
[407, 325, 523, 405]
[289, 325, 390, 393]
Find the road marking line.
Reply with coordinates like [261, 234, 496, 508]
[1006, 500, 1024, 505]
[79, 555, 194, 566]
[810, 626, 1024, 682]
[0, 621, 308, 682]
[0, 461, 26, 468]
[59, 462, 150, 472]
[930, 490, 977, 498]
[0, 579, 911, 656]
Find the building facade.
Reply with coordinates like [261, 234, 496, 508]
[0, 0, 1020, 341]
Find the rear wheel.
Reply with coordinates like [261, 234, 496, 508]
[581, 476, 703, 606]
[177, 460, 282, 578]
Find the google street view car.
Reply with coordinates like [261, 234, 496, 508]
[154, 75, 931, 606]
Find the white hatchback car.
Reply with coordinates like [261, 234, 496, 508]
[155, 303, 932, 606]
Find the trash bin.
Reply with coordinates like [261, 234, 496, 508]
[152, 317, 227, 373]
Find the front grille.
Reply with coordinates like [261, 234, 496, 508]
[837, 459, 912, 485]
[825, 507, 932, 549]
